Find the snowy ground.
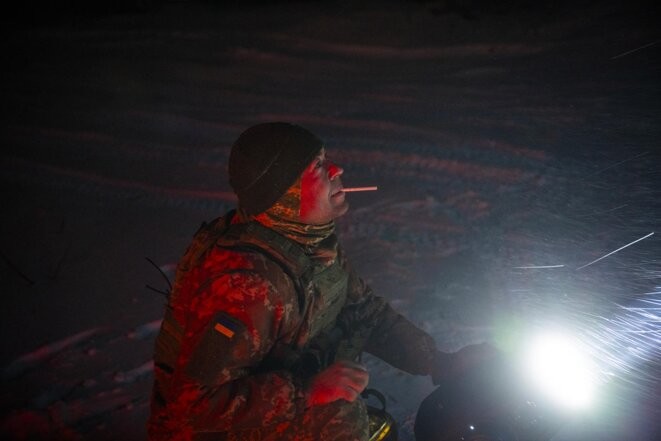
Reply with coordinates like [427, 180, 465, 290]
[1, 1, 659, 439]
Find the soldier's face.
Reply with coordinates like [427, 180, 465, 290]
[299, 149, 349, 224]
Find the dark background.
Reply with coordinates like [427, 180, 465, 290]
[2, 1, 659, 439]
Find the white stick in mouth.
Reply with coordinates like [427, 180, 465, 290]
[342, 186, 378, 192]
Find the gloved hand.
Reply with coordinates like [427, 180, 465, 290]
[431, 342, 500, 385]
[306, 360, 369, 407]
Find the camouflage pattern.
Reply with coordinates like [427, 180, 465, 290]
[203, 398, 369, 441]
[148, 210, 437, 440]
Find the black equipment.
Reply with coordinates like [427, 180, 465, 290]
[414, 355, 567, 441]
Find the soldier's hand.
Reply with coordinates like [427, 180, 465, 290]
[306, 360, 369, 407]
[432, 342, 500, 385]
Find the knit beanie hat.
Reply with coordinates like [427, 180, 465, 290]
[229, 122, 323, 215]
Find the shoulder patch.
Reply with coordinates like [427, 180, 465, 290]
[213, 312, 242, 339]
[186, 311, 248, 385]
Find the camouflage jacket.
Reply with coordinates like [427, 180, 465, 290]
[148, 210, 437, 440]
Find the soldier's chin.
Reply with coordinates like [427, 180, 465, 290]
[334, 200, 350, 218]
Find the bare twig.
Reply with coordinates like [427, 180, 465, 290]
[49, 240, 71, 280]
[145, 257, 173, 296]
[145, 284, 169, 298]
[1, 251, 35, 286]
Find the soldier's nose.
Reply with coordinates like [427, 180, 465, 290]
[328, 162, 343, 180]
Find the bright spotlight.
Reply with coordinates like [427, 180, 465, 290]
[522, 332, 597, 410]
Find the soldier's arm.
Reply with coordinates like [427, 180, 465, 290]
[178, 271, 308, 432]
[338, 251, 437, 376]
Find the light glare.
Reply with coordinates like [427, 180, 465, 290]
[524, 332, 596, 410]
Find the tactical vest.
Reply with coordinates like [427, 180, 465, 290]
[216, 217, 351, 376]
[154, 210, 351, 380]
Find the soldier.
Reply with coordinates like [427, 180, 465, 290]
[148, 122, 492, 440]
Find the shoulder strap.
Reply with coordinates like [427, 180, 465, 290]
[167, 211, 235, 302]
[215, 221, 313, 314]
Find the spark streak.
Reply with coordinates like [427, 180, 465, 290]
[611, 40, 659, 60]
[577, 232, 655, 270]
[513, 265, 566, 269]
